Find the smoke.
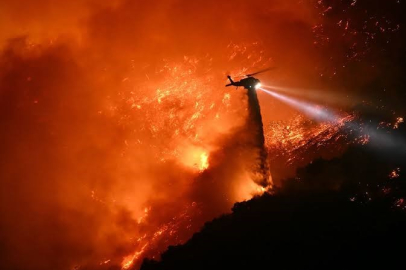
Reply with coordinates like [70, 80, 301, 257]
[0, 36, 270, 270]
[0, 40, 135, 269]
[5, 0, 402, 269]
[0, 1, 318, 269]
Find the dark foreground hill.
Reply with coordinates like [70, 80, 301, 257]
[140, 192, 406, 270]
[140, 143, 406, 270]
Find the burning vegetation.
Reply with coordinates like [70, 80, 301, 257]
[0, 0, 405, 270]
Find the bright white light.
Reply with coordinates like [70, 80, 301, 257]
[258, 88, 339, 122]
[255, 83, 262, 89]
[262, 84, 351, 105]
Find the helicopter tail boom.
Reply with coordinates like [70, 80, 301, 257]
[226, 75, 234, 87]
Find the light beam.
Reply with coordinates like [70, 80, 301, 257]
[258, 88, 406, 155]
[258, 88, 339, 122]
[262, 85, 352, 105]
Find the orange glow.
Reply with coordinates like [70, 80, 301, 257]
[199, 152, 209, 171]
[121, 244, 148, 270]
[265, 114, 354, 164]
[0, 1, 354, 270]
[235, 174, 271, 202]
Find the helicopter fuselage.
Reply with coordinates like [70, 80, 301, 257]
[226, 76, 261, 90]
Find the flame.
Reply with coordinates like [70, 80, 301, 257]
[109, 44, 270, 270]
[121, 244, 148, 270]
[199, 152, 209, 171]
[265, 114, 353, 164]
[2, 1, 401, 270]
[176, 146, 211, 172]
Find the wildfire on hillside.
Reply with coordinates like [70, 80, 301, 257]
[264, 114, 353, 184]
[0, 1, 404, 270]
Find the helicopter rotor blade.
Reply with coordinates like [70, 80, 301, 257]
[246, 67, 276, 77]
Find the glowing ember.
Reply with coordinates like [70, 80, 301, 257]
[394, 117, 404, 129]
[389, 168, 401, 179]
[99, 259, 111, 265]
[395, 198, 406, 209]
[2, 1, 403, 270]
[265, 114, 353, 165]
[356, 134, 370, 146]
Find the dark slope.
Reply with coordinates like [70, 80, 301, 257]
[140, 141, 406, 270]
[141, 192, 406, 270]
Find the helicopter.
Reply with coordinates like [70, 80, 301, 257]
[226, 67, 274, 90]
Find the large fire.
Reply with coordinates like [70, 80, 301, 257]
[0, 0, 402, 270]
